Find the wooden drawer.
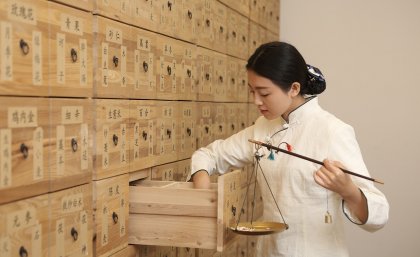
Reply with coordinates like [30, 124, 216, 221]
[153, 101, 178, 166]
[131, 27, 157, 100]
[48, 1, 93, 97]
[49, 98, 92, 192]
[212, 1, 227, 55]
[213, 51, 227, 102]
[52, 0, 94, 12]
[0, 97, 50, 204]
[0, 192, 49, 257]
[129, 169, 244, 251]
[178, 41, 197, 100]
[108, 245, 138, 257]
[93, 99, 130, 180]
[93, 15, 134, 99]
[213, 103, 226, 140]
[93, 0, 133, 25]
[49, 183, 93, 257]
[196, 0, 213, 49]
[178, 0, 198, 43]
[93, 174, 129, 257]
[178, 102, 196, 160]
[229, 11, 249, 60]
[236, 59, 248, 103]
[132, 0, 159, 32]
[158, 0, 180, 39]
[151, 159, 191, 182]
[196, 47, 214, 101]
[196, 102, 214, 148]
[0, 0, 49, 96]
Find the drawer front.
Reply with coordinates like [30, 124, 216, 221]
[196, 102, 214, 148]
[0, 0, 49, 96]
[154, 101, 178, 166]
[174, 159, 192, 182]
[49, 98, 92, 192]
[0, 97, 50, 204]
[93, 16, 134, 99]
[0, 193, 49, 257]
[93, 99, 130, 180]
[178, 0, 198, 43]
[236, 59, 248, 103]
[213, 103, 226, 140]
[132, 0, 159, 32]
[158, 0, 180, 39]
[151, 161, 177, 181]
[132, 27, 157, 99]
[178, 102, 196, 160]
[196, 0, 213, 49]
[109, 245, 138, 257]
[93, 0, 133, 25]
[49, 184, 93, 257]
[235, 12, 249, 60]
[213, 51, 227, 102]
[248, 21, 260, 57]
[225, 104, 237, 137]
[196, 47, 214, 101]
[212, 1, 227, 54]
[226, 56, 238, 102]
[48, 2, 93, 97]
[128, 100, 157, 172]
[93, 174, 129, 257]
[179, 41, 197, 100]
[178, 246, 195, 257]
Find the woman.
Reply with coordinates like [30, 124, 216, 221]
[190, 41, 389, 256]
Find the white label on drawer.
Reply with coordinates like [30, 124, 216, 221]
[119, 197, 126, 236]
[183, 107, 192, 118]
[162, 106, 173, 118]
[102, 125, 109, 169]
[101, 203, 109, 246]
[33, 127, 44, 180]
[163, 43, 173, 57]
[61, 13, 84, 35]
[180, 121, 185, 151]
[121, 46, 127, 87]
[32, 30, 42, 85]
[171, 60, 177, 93]
[0, 129, 12, 188]
[61, 193, 84, 213]
[56, 219, 65, 257]
[61, 106, 84, 124]
[137, 36, 151, 51]
[57, 33, 66, 84]
[7, 207, 37, 233]
[102, 42, 109, 87]
[0, 22, 12, 81]
[180, 61, 186, 92]
[8, 1, 37, 25]
[80, 39, 88, 86]
[80, 210, 88, 255]
[106, 26, 122, 44]
[148, 120, 154, 155]
[80, 123, 88, 170]
[134, 50, 140, 90]
[159, 57, 165, 91]
[32, 223, 42, 257]
[202, 106, 211, 118]
[106, 107, 123, 121]
[8, 107, 38, 128]
[159, 121, 164, 154]
[148, 53, 155, 91]
[120, 124, 127, 164]
[133, 122, 140, 161]
[171, 121, 176, 151]
[56, 125, 65, 175]
[137, 106, 152, 119]
[0, 237, 11, 257]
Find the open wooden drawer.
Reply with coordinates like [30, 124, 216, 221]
[128, 169, 245, 251]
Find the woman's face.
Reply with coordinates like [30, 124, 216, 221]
[248, 70, 301, 121]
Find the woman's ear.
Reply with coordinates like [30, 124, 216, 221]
[289, 82, 301, 97]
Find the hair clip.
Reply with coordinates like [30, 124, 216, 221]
[307, 64, 325, 82]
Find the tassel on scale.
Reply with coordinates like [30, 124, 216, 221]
[268, 150, 275, 160]
[325, 211, 332, 224]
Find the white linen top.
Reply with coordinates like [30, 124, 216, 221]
[191, 97, 389, 257]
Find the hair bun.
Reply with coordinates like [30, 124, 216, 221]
[305, 64, 326, 95]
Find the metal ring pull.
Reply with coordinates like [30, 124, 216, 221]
[19, 246, 28, 257]
[19, 39, 30, 55]
[71, 48, 78, 62]
[206, 19, 210, 27]
[166, 129, 172, 139]
[187, 69, 191, 78]
[167, 65, 172, 75]
[219, 26, 224, 33]
[112, 134, 119, 146]
[142, 131, 148, 141]
[242, 35, 246, 42]
[219, 125, 223, 132]
[112, 212, 119, 224]
[167, 1, 172, 11]
[20, 143, 29, 159]
[241, 122, 245, 128]
[71, 227, 79, 241]
[219, 76, 223, 83]
[71, 138, 78, 152]
[231, 124, 235, 131]
[143, 61, 149, 72]
[232, 31, 237, 38]
[113, 56, 119, 67]
[231, 78, 236, 84]
[205, 73, 210, 81]
[204, 126, 209, 134]
[187, 10, 192, 19]
[186, 128, 191, 136]
[231, 206, 236, 216]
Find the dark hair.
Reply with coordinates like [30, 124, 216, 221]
[246, 41, 326, 95]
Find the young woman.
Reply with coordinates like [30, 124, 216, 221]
[190, 41, 389, 256]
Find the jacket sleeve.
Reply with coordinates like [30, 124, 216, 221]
[328, 123, 389, 232]
[190, 125, 256, 178]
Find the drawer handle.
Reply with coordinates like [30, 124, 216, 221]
[142, 131, 148, 141]
[167, 1, 172, 11]
[113, 56, 119, 67]
[253, 40, 257, 46]
[71, 138, 78, 152]
[231, 206, 236, 216]
[19, 39, 30, 55]
[231, 124, 235, 131]
[270, 11, 273, 17]
[232, 31, 237, 38]
[112, 212, 119, 224]
[242, 79, 246, 86]
[205, 19, 210, 27]
[143, 61, 149, 72]
[187, 10, 192, 19]
[186, 128, 191, 136]
[186, 247, 191, 252]
[219, 76, 223, 83]
[219, 26, 224, 33]
[71, 227, 79, 241]
[19, 246, 28, 257]
[71, 48, 78, 62]
[113, 134, 119, 146]
[242, 35, 246, 42]
[166, 129, 172, 139]
[20, 143, 29, 159]
[253, 0, 257, 6]
[187, 69, 191, 78]
[204, 126, 209, 134]
[241, 122, 245, 128]
[205, 73, 210, 81]
[231, 77, 235, 84]
[167, 65, 172, 75]
[218, 125, 223, 132]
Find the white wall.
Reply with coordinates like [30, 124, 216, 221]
[280, 0, 420, 256]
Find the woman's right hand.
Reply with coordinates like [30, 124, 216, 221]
[192, 170, 211, 189]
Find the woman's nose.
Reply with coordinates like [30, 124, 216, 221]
[253, 94, 263, 106]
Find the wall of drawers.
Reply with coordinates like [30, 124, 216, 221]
[0, 0, 279, 256]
